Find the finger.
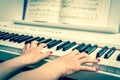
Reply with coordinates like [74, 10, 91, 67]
[37, 43, 47, 51]
[39, 51, 52, 59]
[30, 40, 38, 48]
[79, 57, 98, 64]
[22, 44, 27, 51]
[26, 43, 30, 50]
[80, 66, 97, 72]
[69, 49, 80, 56]
[76, 52, 88, 59]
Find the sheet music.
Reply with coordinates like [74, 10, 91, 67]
[60, 0, 110, 26]
[25, 0, 110, 26]
[25, 0, 61, 23]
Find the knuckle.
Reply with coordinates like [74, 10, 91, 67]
[73, 49, 79, 53]
[27, 43, 30, 46]
[82, 66, 87, 70]
[82, 52, 88, 56]
[40, 43, 46, 46]
[33, 40, 38, 43]
[85, 58, 90, 62]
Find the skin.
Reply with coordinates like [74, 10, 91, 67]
[0, 41, 52, 80]
[0, 41, 99, 80]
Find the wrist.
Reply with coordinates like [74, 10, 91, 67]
[35, 60, 65, 80]
[15, 56, 30, 67]
[51, 60, 65, 76]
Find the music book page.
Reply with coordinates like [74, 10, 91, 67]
[25, 0, 61, 23]
[25, 0, 110, 26]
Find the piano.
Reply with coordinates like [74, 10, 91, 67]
[0, 21, 120, 80]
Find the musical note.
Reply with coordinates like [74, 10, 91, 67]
[25, 0, 110, 26]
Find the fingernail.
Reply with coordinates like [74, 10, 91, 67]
[24, 44, 27, 45]
[43, 45, 47, 48]
[50, 51, 53, 55]
[96, 68, 100, 71]
[97, 58, 100, 62]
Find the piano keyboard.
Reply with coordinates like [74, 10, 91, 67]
[0, 22, 120, 79]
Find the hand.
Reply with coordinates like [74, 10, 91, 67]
[19, 41, 52, 65]
[9, 49, 100, 80]
[51, 50, 99, 76]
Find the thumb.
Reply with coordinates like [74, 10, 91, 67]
[40, 51, 53, 60]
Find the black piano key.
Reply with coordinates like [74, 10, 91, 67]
[16, 35, 29, 42]
[0, 31, 6, 34]
[9, 34, 20, 41]
[3, 33, 15, 40]
[2, 33, 16, 40]
[16, 35, 29, 41]
[46, 40, 56, 45]
[62, 42, 76, 51]
[85, 44, 98, 54]
[0, 32, 9, 39]
[10, 35, 23, 42]
[1, 33, 13, 40]
[17, 36, 33, 43]
[0, 32, 6, 36]
[24, 36, 34, 41]
[56, 41, 70, 50]
[117, 54, 120, 61]
[0, 32, 3, 35]
[96, 46, 108, 58]
[39, 38, 52, 43]
[48, 40, 62, 48]
[84, 47, 91, 52]
[0, 31, 2, 34]
[2, 32, 9, 35]
[23, 36, 34, 42]
[13, 35, 27, 42]
[79, 44, 91, 52]
[25, 37, 40, 44]
[73, 43, 85, 50]
[36, 37, 45, 42]
[104, 47, 116, 59]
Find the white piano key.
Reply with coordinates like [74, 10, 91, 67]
[0, 40, 24, 49]
[99, 58, 108, 72]
[100, 48, 110, 58]
[107, 51, 120, 75]
[108, 66, 115, 73]
[115, 68, 120, 75]
[89, 47, 101, 59]
[114, 62, 120, 75]
[0, 30, 120, 77]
